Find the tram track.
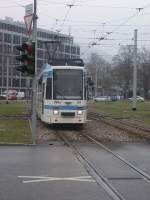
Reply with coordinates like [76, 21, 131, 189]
[55, 130, 150, 200]
[88, 111, 150, 140]
[58, 132, 125, 200]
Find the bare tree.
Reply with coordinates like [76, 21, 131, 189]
[138, 48, 150, 99]
[86, 53, 112, 96]
[112, 45, 134, 98]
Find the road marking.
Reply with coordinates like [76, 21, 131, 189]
[18, 175, 95, 184]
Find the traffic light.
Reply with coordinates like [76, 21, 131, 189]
[15, 42, 35, 75]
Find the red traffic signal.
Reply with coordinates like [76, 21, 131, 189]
[15, 42, 35, 75]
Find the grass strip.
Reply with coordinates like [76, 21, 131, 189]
[0, 101, 30, 115]
[88, 101, 150, 124]
[0, 119, 32, 144]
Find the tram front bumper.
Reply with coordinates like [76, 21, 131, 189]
[51, 116, 86, 124]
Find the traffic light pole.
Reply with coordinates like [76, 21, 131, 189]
[31, 0, 37, 144]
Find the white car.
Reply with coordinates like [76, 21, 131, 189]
[94, 96, 111, 102]
[128, 96, 145, 102]
[16, 92, 25, 99]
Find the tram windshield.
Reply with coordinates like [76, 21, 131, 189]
[53, 69, 83, 100]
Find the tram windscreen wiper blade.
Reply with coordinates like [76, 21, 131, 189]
[56, 90, 67, 100]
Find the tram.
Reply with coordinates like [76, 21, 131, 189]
[37, 59, 87, 124]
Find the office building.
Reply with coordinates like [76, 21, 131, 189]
[0, 17, 80, 94]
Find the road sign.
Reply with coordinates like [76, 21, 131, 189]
[25, 4, 33, 15]
[24, 14, 33, 34]
[24, 4, 33, 34]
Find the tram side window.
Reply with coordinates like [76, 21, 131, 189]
[46, 78, 52, 99]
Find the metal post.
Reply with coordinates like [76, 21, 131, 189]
[6, 57, 9, 104]
[31, 0, 37, 144]
[95, 67, 97, 97]
[132, 29, 138, 110]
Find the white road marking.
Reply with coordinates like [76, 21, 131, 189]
[18, 175, 95, 184]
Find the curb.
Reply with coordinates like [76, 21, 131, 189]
[0, 143, 37, 146]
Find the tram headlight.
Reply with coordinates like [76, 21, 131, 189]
[77, 110, 83, 115]
[53, 109, 59, 115]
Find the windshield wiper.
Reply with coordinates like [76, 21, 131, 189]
[55, 90, 67, 100]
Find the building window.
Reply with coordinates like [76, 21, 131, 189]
[71, 46, 76, 54]
[13, 78, 19, 87]
[0, 55, 2, 64]
[13, 46, 20, 55]
[13, 35, 20, 44]
[0, 44, 3, 53]
[0, 65, 2, 75]
[3, 77, 6, 86]
[21, 79, 26, 87]
[59, 44, 64, 52]
[77, 47, 80, 55]
[37, 40, 43, 49]
[37, 50, 43, 58]
[0, 32, 3, 41]
[4, 45, 11, 53]
[65, 45, 70, 53]
[37, 59, 43, 69]
[4, 33, 11, 43]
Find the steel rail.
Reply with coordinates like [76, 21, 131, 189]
[88, 112, 150, 140]
[88, 112, 150, 132]
[82, 133, 150, 181]
[58, 132, 126, 200]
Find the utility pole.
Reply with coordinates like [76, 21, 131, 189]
[6, 57, 9, 104]
[132, 29, 138, 110]
[95, 67, 98, 97]
[31, 0, 37, 144]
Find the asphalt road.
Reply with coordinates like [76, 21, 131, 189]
[0, 142, 150, 200]
[0, 143, 110, 200]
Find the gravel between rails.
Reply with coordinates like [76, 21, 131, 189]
[37, 117, 144, 144]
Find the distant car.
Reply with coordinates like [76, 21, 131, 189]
[16, 92, 25, 100]
[7, 93, 17, 100]
[0, 90, 17, 100]
[94, 96, 111, 102]
[111, 95, 117, 102]
[128, 96, 145, 102]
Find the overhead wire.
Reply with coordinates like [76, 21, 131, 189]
[12, 0, 150, 57]
[59, 3, 75, 32]
[37, 0, 149, 10]
[81, 3, 150, 56]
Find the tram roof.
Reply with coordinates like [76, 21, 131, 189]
[38, 60, 85, 80]
[49, 58, 84, 67]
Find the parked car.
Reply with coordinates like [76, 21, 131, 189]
[128, 96, 145, 102]
[94, 96, 111, 102]
[1, 90, 17, 100]
[7, 93, 17, 100]
[16, 92, 25, 100]
[111, 95, 117, 102]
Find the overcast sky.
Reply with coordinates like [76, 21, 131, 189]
[1, 0, 150, 61]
